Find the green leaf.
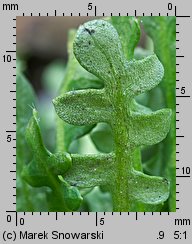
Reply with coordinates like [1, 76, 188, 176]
[47, 183, 83, 212]
[63, 184, 83, 211]
[73, 19, 127, 85]
[65, 154, 115, 187]
[18, 18, 173, 212]
[126, 55, 164, 96]
[16, 73, 36, 171]
[142, 145, 164, 176]
[22, 109, 83, 212]
[111, 16, 140, 60]
[90, 124, 143, 171]
[90, 123, 114, 153]
[61, 124, 94, 152]
[53, 89, 112, 126]
[73, 20, 163, 98]
[22, 109, 72, 188]
[60, 30, 103, 94]
[71, 19, 172, 211]
[42, 61, 66, 96]
[16, 58, 26, 73]
[141, 17, 176, 104]
[132, 100, 152, 114]
[61, 63, 103, 92]
[142, 17, 176, 211]
[141, 17, 176, 99]
[134, 47, 153, 60]
[84, 187, 113, 212]
[129, 170, 170, 204]
[16, 73, 37, 211]
[56, 30, 103, 152]
[130, 109, 172, 146]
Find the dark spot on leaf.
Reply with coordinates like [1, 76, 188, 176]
[163, 178, 168, 184]
[84, 27, 95, 35]
[88, 41, 91, 45]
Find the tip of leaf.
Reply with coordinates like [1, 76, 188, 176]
[32, 108, 41, 124]
[129, 170, 170, 205]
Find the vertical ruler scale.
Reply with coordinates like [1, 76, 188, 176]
[0, 0, 192, 243]
[175, 4, 192, 217]
[4, 10, 17, 207]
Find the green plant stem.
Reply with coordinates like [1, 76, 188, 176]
[48, 182, 68, 212]
[109, 87, 131, 211]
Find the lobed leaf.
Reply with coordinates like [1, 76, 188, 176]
[65, 154, 115, 187]
[72, 19, 171, 211]
[61, 29, 103, 93]
[73, 19, 127, 85]
[53, 89, 112, 126]
[125, 55, 164, 96]
[130, 108, 172, 146]
[23, 109, 82, 211]
[129, 170, 170, 204]
[56, 30, 103, 152]
[23, 109, 72, 188]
